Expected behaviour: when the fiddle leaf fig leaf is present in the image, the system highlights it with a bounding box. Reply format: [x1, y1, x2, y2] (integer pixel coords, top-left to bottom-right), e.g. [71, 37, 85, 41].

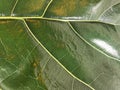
[0, 0, 120, 90]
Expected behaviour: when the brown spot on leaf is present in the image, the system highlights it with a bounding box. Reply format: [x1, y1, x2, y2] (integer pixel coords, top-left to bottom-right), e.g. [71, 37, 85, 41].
[52, 0, 76, 16]
[53, 6, 66, 16]
[33, 62, 37, 68]
[27, 20, 42, 27]
[37, 70, 46, 86]
[26, 0, 45, 12]
[7, 55, 15, 60]
[18, 29, 23, 33]
[79, 0, 89, 7]
[0, 20, 11, 24]
[33, 60, 40, 68]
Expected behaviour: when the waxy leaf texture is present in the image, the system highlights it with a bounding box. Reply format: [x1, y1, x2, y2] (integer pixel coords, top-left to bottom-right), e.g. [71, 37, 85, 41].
[0, 0, 120, 90]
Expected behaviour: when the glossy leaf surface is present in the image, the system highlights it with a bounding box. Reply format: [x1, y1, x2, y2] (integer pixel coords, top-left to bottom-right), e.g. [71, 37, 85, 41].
[0, 0, 120, 90]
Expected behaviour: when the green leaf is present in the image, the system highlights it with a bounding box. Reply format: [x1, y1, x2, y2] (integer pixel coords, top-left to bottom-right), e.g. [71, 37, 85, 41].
[0, 0, 120, 90]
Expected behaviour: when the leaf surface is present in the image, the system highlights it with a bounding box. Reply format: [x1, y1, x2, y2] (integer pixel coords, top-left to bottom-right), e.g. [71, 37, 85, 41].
[0, 0, 120, 90]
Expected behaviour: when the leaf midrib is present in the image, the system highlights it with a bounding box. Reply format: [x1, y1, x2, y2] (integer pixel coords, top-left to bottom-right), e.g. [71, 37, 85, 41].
[0, 17, 119, 26]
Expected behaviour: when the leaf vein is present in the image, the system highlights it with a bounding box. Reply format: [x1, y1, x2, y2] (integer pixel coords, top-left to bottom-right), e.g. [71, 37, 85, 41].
[68, 22, 120, 62]
[10, 0, 19, 16]
[22, 19, 95, 90]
